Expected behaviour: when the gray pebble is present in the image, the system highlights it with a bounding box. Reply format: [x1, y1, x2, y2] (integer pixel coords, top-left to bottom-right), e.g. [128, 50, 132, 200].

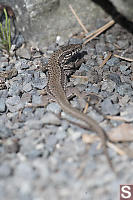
[89, 142, 103, 157]
[95, 42, 106, 53]
[46, 102, 61, 114]
[22, 107, 35, 119]
[117, 83, 133, 96]
[120, 65, 131, 75]
[88, 110, 104, 122]
[86, 84, 100, 94]
[109, 93, 119, 104]
[6, 96, 24, 112]
[105, 34, 113, 43]
[6, 95, 20, 106]
[21, 93, 32, 104]
[69, 38, 83, 45]
[3, 138, 20, 153]
[101, 98, 120, 115]
[23, 82, 32, 92]
[15, 163, 37, 179]
[120, 105, 133, 122]
[101, 80, 116, 93]
[0, 61, 8, 68]
[47, 135, 58, 146]
[32, 72, 47, 89]
[25, 119, 43, 129]
[32, 94, 42, 105]
[0, 126, 13, 139]
[20, 60, 29, 69]
[16, 47, 31, 59]
[22, 73, 32, 83]
[56, 132, 67, 140]
[106, 57, 119, 67]
[26, 149, 43, 159]
[108, 73, 121, 85]
[68, 127, 83, 140]
[41, 112, 61, 125]
[14, 33, 25, 49]
[0, 98, 6, 112]
[8, 81, 23, 96]
[34, 108, 45, 119]
[117, 40, 129, 49]
[0, 163, 12, 178]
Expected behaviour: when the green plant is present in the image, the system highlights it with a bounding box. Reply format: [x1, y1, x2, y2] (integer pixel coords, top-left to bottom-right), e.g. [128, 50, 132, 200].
[0, 8, 11, 53]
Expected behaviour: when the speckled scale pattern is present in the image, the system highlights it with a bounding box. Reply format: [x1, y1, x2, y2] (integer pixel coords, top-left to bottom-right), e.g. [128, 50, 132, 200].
[46, 44, 82, 97]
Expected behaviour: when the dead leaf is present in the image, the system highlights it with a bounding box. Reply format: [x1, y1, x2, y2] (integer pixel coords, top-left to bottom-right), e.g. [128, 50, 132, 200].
[108, 123, 133, 142]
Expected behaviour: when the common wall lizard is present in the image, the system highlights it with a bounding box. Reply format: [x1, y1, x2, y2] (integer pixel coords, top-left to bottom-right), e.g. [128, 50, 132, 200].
[45, 44, 113, 170]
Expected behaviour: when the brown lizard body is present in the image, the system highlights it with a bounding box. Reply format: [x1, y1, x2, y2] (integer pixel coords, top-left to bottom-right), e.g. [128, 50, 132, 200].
[46, 44, 113, 170]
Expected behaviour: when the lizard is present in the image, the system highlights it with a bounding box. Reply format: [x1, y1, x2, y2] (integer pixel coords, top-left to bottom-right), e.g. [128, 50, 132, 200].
[44, 43, 114, 170]
[0, 68, 18, 89]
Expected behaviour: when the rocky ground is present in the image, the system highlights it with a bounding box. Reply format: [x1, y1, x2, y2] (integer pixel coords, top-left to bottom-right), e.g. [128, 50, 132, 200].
[0, 22, 133, 200]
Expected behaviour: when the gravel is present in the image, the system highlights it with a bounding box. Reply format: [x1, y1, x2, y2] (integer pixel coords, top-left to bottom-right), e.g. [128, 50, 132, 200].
[0, 23, 133, 200]
[101, 98, 120, 115]
[0, 98, 6, 112]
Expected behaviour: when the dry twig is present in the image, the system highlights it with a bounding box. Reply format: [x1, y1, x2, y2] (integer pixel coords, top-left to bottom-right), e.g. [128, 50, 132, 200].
[114, 54, 133, 62]
[69, 4, 88, 34]
[83, 20, 115, 45]
[107, 142, 126, 156]
[99, 52, 112, 67]
[71, 75, 88, 81]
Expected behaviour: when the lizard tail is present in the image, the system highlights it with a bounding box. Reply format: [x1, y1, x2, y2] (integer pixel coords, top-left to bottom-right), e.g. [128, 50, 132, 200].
[57, 97, 114, 172]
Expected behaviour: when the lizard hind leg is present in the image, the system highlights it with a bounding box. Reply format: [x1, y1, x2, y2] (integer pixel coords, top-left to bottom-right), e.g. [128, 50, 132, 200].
[66, 87, 87, 110]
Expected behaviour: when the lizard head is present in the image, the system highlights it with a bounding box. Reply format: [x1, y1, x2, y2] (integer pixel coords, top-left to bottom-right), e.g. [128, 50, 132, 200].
[59, 44, 82, 63]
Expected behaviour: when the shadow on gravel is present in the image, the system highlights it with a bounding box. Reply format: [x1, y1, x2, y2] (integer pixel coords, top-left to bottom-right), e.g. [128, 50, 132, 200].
[91, 0, 133, 34]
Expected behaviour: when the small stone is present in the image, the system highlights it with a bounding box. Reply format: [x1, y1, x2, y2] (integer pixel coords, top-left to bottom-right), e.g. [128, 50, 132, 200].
[0, 98, 6, 112]
[86, 84, 100, 94]
[26, 149, 43, 159]
[0, 163, 12, 178]
[46, 102, 61, 114]
[32, 72, 47, 89]
[69, 38, 83, 45]
[20, 60, 29, 70]
[119, 95, 130, 106]
[105, 34, 113, 43]
[41, 112, 61, 125]
[8, 81, 23, 96]
[109, 93, 119, 104]
[101, 80, 116, 93]
[21, 93, 32, 103]
[68, 128, 83, 140]
[25, 119, 43, 129]
[108, 73, 121, 85]
[88, 110, 104, 122]
[15, 163, 36, 179]
[106, 57, 119, 67]
[16, 47, 31, 59]
[14, 33, 25, 49]
[56, 125, 68, 140]
[117, 84, 133, 96]
[101, 98, 120, 115]
[0, 126, 13, 139]
[34, 108, 45, 119]
[6, 96, 24, 112]
[120, 105, 133, 122]
[47, 135, 58, 146]
[95, 42, 105, 53]
[117, 40, 129, 49]
[23, 82, 32, 92]
[32, 94, 42, 105]
[4, 138, 20, 153]
[120, 65, 131, 75]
